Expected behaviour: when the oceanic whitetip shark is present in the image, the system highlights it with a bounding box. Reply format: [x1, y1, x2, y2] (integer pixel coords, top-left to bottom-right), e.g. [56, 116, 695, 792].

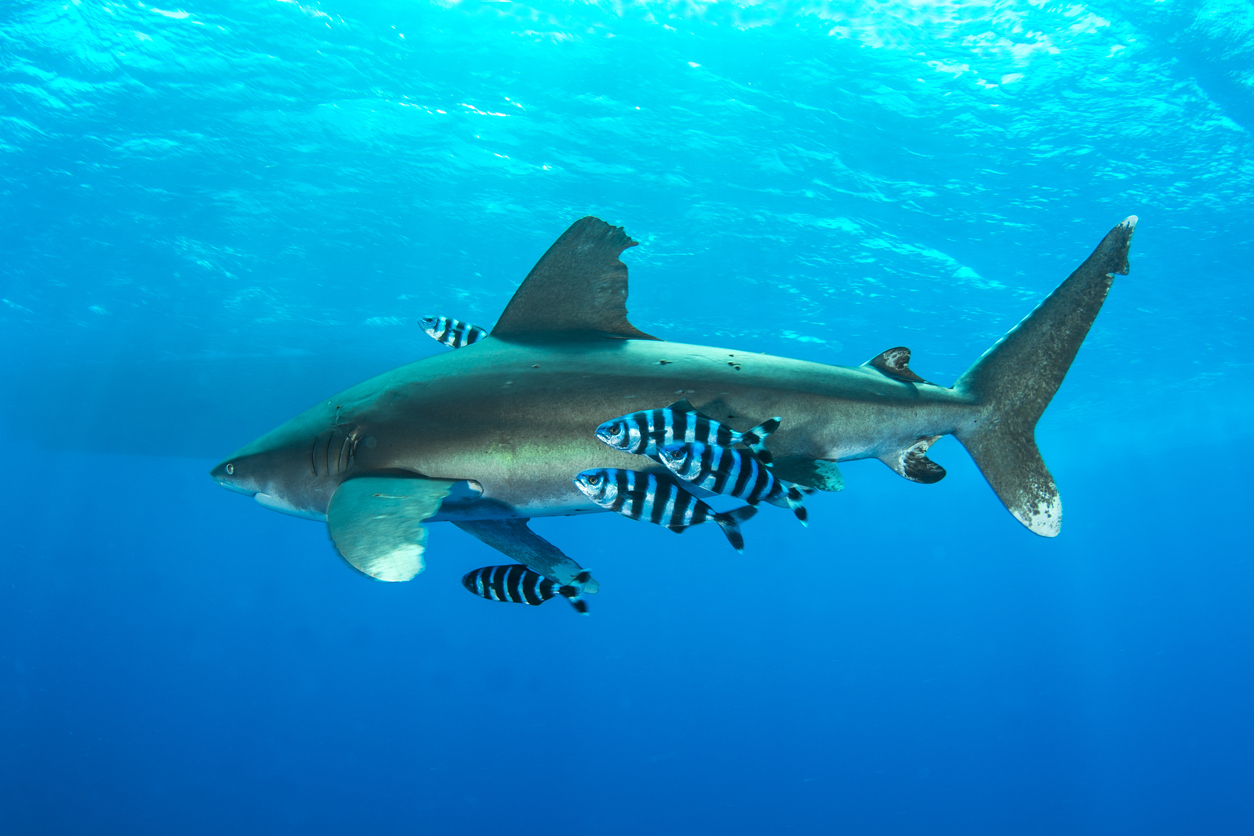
[211, 215, 1137, 592]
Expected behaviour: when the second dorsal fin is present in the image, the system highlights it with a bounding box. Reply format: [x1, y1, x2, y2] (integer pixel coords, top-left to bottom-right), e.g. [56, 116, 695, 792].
[492, 217, 660, 342]
[865, 346, 929, 384]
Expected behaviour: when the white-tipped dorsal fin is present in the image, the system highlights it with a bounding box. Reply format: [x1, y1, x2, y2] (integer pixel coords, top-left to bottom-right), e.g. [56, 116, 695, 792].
[492, 217, 660, 342]
[865, 346, 929, 384]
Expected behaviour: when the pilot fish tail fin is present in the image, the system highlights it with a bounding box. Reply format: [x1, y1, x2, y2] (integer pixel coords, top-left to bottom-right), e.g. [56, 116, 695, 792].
[762, 483, 807, 526]
[953, 216, 1137, 538]
[741, 418, 780, 465]
[558, 570, 593, 615]
[714, 505, 759, 553]
[784, 485, 808, 527]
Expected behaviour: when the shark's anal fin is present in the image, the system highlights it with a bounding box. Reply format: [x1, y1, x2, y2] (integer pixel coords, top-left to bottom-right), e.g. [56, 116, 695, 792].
[770, 456, 845, 492]
[454, 518, 600, 593]
[491, 217, 660, 342]
[865, 346, 931, 384]
[881, 436, 946, 484]
[327, 474, 458, 582]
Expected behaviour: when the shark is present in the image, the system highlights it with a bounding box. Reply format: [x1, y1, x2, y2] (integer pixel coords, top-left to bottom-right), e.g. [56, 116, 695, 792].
[211, 215, 1137, 590]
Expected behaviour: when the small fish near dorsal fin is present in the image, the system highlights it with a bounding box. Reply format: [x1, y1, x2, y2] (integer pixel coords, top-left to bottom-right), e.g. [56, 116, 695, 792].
[880, 436, 947, 484]
[865, 346, 931, 385]
[491, 217, 661, 342]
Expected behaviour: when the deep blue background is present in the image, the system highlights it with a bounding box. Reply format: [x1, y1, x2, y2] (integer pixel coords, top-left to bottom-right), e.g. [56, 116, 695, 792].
[2, 1, 1252, 834]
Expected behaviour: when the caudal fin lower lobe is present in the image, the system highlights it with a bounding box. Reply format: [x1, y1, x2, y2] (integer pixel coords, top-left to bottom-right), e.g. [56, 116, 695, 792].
[954, 217, 1137, 537]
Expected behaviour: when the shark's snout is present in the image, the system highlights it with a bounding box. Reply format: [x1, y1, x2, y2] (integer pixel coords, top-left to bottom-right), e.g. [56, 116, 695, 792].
[210, 460, 257, 496]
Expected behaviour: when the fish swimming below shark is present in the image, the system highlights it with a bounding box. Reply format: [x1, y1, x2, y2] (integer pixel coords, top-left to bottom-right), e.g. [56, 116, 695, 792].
[210, 214, 1138, 603]
[462, 564, 592, 614]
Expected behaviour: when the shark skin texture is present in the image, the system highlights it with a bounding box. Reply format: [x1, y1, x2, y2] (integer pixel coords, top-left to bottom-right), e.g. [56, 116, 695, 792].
[211, 215, 1137, 586]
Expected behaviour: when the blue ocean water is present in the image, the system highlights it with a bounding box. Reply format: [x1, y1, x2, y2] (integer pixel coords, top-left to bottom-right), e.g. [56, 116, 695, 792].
[2, 1, 1252, 833]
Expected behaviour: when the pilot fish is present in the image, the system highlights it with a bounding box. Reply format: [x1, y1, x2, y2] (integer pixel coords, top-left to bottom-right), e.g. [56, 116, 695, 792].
[595, 402, 780, 464]
[419, 315, 488, 349]
[461, 564, 592, 614]
[573, 468, 758, 553]
[658, 442, 808, 526]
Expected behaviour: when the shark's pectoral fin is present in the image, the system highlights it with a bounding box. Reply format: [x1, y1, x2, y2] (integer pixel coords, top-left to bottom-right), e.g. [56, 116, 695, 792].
[491, 217, 660, 342]
[881, 436, 947, 484]
[771, 456, 845, 492]
[454, 518, 600, 593]
[327, 474, 460, 582]
[865, 346, 932, 385]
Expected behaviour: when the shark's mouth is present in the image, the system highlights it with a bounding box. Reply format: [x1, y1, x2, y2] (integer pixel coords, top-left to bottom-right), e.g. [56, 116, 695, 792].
[215, 479, 255, 496]
[254, 491, 326, 521]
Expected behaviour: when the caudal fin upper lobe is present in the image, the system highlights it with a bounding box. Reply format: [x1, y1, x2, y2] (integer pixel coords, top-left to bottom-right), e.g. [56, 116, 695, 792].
[953, 216, 1137, 537]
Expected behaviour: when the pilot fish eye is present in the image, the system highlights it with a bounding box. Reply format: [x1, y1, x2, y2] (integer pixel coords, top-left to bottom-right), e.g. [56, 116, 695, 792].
[589, 473, 603, 485]
[225, 463, 235, 475]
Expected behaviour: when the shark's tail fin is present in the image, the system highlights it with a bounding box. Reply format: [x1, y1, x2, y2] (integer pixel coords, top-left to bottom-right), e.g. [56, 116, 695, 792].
[558, 570, 593, 615]
[953, 216, 1137, 537]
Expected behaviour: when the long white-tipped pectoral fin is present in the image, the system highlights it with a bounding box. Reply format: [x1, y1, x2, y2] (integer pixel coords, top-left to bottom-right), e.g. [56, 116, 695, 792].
[327, 475, 460, 581]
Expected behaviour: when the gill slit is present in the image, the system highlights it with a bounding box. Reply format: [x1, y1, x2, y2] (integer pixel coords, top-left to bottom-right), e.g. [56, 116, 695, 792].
[338, 436, 350, 474]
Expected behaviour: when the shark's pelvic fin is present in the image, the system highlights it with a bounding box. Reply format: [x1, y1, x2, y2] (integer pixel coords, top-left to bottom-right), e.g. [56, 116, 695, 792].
[491, 216, 660, 342]
[881, 436, 946, 484]
[454, 518, 600, 593]
[954, 216, 1138, 537]
[327, 474, 458, 581]
[865, 346, 931, 384]
[770, 456, 845, 492]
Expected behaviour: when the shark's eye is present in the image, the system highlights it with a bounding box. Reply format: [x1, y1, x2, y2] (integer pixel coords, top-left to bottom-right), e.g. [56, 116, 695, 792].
[225, 463, 235, 475]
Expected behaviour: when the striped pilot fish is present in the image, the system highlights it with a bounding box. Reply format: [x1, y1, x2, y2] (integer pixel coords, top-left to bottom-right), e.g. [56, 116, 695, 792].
[573, 468, 758, 553]
[658, 442, 808, 526]
[419, 315, 488, 349]
[461, 564, 592, 615]
[595, 402, 780, 464]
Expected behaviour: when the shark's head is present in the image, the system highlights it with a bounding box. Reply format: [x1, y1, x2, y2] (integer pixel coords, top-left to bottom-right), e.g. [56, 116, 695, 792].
[657, 442, 704, 481]
[573, 468, 619, 509]
[210, 402, 348, 521]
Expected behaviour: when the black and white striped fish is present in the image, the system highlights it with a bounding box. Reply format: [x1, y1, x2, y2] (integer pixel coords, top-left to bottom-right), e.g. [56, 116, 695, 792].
[461, 564, 592, 615]
[573, 468, 758, 553]
[658, 442, 808, 526]
[595, 402, 780, 464]
[419, 315, 488, 349]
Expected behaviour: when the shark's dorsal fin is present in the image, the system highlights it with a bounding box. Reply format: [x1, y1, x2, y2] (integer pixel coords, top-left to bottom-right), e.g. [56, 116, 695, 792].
[865, 346, 929, 384]
[492, 217, 660, 342]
